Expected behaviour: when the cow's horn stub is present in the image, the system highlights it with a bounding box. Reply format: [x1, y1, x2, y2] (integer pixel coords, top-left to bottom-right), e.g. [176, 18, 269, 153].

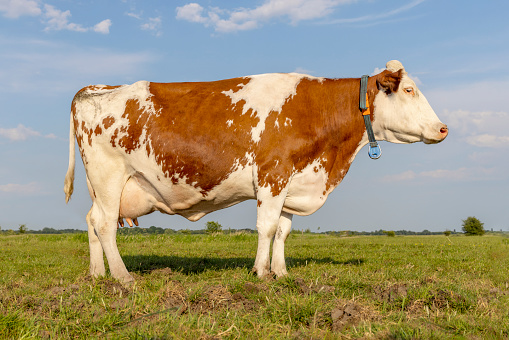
[386, 60, 405, 73]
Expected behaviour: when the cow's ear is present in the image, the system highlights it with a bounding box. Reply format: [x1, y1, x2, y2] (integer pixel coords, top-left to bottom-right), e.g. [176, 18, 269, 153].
[376, 69, 402, 95]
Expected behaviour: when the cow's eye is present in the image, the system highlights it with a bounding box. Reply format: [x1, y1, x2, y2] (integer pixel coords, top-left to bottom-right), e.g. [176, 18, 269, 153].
[404, 87, 415, 96]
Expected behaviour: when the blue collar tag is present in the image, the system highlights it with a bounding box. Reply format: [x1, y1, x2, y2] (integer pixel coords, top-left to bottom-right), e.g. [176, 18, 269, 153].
[368, 143, 382, 159]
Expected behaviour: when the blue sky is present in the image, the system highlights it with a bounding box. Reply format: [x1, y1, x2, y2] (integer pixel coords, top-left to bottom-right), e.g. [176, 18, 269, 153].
[0, 0, 508, 232]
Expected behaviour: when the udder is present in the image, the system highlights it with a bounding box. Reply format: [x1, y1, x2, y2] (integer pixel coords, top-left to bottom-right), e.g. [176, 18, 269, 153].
[118, 177, 158, 227]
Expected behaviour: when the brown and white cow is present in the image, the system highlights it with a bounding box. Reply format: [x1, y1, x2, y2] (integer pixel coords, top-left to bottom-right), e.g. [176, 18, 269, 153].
[64, 60, 448, 283]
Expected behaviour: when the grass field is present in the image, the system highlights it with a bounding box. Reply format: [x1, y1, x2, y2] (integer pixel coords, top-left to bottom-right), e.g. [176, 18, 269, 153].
[1, 232, 508, 339]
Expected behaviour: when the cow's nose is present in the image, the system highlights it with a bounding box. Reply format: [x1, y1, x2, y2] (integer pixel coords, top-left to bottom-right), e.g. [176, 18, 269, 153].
[440, 125, 448, 139]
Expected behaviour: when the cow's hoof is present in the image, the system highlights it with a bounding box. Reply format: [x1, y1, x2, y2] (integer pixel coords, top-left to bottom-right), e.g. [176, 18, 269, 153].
[252, 268, 275, 280]
[118, 273, 135, 285]
[271, 268, 288, 278]
[252, 267, 273, 280]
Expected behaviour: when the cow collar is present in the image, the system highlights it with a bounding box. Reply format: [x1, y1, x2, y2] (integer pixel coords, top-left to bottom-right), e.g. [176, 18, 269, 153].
[360, 75, 382, 159]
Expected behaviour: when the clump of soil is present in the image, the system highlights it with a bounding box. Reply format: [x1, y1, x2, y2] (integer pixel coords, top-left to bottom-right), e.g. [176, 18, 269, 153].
[161, 280, 188, 314]
[100, 280, 130, 297]
[243, 281, 265, 295]
[406, 288, 469, 316]
[373, 283, 408, 303]
[330, 299, 376, 332]
[427, 289, 468, 311]
[190, 285, 234, 312]
[150, 267, 173, 278]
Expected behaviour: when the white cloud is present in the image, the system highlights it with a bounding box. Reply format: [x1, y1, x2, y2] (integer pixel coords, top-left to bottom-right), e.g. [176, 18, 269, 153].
[93, 19, 112, 34]
[0, 124, 41, 141]
[176, 0, 354, 33]
[43, 4, 111, 33]
[0, 0, 41, 18]
[176, 3, 208, 24]
[126, 12, 142, 20]
[0, 124, 57, 141]
[43, 4, 84, 32]
[440, 109, 509, 148]
[141, 17, 162, 36]
[0, 1, 111, 33]
[465, 134, 509, 148]
[0, 182, 44, 195]
[126, 10, 162, 36]
[293, 67, 313, 75]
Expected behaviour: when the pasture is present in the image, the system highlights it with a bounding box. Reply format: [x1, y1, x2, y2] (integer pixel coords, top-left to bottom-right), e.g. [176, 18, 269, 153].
[1, 232, 508, 339]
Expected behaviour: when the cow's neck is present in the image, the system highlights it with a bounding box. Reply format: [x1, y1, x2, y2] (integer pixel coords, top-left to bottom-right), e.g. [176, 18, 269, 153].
[314, 76, 379, 192]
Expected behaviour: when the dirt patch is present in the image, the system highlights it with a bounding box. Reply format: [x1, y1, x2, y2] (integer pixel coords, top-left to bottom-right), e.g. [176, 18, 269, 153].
[243, 281, 264, 294]
[161, 282, 263, 315]
[330, 299, 377, 332]
[427, 289, 468, 311]
[190, 285, 234, 313]
[373, 283, 408, 303]
[100, 280, 130, 297]
[407, 288, 469, 316]
[47, 284, 80, 296]
[161, 280, 188, 314]
[110, 298, 130, 310]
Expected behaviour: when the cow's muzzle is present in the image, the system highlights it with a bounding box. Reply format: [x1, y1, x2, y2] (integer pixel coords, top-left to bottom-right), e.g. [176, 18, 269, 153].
[423, 123, 448, 144]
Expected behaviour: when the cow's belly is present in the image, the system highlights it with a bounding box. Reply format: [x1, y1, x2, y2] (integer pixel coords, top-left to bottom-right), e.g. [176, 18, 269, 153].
[283, 161, 331, 216]
[120, 164, 256, 222]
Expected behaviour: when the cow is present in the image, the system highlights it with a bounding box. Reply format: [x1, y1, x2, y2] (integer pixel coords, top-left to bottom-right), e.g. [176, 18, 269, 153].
[64, 60, 448, 283]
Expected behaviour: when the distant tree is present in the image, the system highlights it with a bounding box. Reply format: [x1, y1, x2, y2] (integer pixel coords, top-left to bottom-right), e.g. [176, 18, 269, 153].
[205, 221, 223, 234]
[42, 227, 58, 234]
[18, 224, 27, 234]
[385, 230, 396, 237]
[148, 226, 164, 234]
[462, 216, 485, 236]
[444, 230, 452, 237]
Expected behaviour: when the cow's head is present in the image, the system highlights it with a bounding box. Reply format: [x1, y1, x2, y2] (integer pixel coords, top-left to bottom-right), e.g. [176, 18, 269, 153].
[372, 60, 448, 144]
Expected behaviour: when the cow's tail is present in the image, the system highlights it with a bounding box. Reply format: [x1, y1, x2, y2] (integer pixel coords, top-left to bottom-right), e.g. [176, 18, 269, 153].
[64, 109, 75, 203]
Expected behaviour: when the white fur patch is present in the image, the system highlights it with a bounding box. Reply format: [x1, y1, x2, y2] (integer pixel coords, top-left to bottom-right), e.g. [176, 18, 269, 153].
[222, 73, 323, 143]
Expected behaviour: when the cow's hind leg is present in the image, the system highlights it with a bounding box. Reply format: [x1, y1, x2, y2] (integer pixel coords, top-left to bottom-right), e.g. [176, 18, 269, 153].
[85, 166, 134, 283]
[88, 200, 134, 283]
[86, 208, 106, 277]
[271, 211, 293, 277]
[85, 176, 106, 277]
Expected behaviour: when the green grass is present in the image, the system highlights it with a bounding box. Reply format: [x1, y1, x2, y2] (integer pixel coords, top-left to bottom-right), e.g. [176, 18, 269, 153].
[1, 232, 508, 339]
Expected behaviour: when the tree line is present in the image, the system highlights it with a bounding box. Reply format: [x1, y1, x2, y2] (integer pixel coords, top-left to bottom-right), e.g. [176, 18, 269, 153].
[0, 216, 493, 236]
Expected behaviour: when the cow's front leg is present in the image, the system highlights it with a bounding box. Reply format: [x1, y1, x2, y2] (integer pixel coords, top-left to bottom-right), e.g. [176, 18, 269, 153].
[271, 211, 293, 277]
[253, 187, 288, 278]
